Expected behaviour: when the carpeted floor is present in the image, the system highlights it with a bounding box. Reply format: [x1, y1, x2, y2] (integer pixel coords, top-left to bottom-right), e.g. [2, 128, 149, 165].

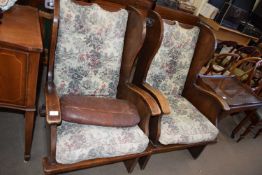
[0, 76, 262, 175]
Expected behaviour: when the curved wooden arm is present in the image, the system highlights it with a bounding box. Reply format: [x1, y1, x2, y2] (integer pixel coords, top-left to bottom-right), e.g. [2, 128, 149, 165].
[142, 83, 171, 114]
[193, 83, 230, 111]
[119, 84, 161, 116]
[45, 82, 61, 125]
[118, 83, 161, 135]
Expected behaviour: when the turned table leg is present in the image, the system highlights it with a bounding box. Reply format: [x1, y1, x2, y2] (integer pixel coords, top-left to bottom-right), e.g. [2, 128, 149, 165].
[24, 111, 35, 161]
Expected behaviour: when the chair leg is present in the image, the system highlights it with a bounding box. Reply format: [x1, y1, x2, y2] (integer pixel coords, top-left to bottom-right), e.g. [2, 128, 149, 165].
[43, 157, 57, 175]
[237, 123, 254, 142]
[44, 173, 56, 175]
[123, 158, 139, 173]
[203, 68, 211, 75]
[231, 116, 249, 138]
[39, 104, 46, 117]
[138, 155, 151, 170]
[254, 128, 262, 139]
[188, 145, 206, 159]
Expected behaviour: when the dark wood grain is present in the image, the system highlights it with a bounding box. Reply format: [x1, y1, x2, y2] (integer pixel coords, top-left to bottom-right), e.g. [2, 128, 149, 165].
[0, 5, 43, 161]
[0, 48, 27, 106]
[0, 5, 42, 52]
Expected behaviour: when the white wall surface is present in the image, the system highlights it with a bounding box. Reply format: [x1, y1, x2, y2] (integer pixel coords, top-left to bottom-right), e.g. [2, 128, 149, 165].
[193, 0, 208, 15]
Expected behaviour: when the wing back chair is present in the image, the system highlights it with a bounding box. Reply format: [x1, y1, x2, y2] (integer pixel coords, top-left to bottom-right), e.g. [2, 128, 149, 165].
[43, 0, 161, 174]
[133, 5, 222, 169]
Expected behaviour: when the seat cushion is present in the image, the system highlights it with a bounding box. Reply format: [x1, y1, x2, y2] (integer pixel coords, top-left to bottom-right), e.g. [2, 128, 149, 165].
[54, 0, 128, 97]
[56, 121, 149, 164]
[159, 97, 219, 145]
[61, 95, 140, 127]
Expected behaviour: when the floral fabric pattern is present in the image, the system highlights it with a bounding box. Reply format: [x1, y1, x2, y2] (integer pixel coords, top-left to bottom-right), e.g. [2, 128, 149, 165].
[146, 21, 199, 95]
[56, 121, 149, 164]
[159, 97, 218, 144]
[146, 21, 218, 144]
[54, 0, 128, 97]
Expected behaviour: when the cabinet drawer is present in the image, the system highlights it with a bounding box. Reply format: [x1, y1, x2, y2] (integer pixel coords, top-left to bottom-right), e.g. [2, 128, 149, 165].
[0, 47, 28, 106]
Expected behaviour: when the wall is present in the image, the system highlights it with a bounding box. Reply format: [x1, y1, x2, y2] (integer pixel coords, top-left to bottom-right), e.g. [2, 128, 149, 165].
[193, 0, 208, 15]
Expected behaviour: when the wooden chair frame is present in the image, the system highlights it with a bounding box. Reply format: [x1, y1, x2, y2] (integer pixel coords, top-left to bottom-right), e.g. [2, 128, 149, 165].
[132, 5, 226, 169]
[43, 0, 161, 174]
[229, 57, 262, 86]
[204, 53, 240, 75]
[235, 46, 262, 59]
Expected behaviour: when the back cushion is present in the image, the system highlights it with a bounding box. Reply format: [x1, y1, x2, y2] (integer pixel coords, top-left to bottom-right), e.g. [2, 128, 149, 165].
[54, 0, 128, 97]
[146, 21, 200, 97]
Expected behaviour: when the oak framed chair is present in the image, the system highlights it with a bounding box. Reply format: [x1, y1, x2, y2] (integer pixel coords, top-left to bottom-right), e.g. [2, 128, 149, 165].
[42, 0, 161, 174]
[132, 6, 222, 169]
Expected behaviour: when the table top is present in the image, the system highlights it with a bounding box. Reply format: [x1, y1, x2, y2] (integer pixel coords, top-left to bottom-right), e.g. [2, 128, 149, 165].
[200, 75, 262, 107]
[199, 15, 259, 41]
[0, 5, 43, 52]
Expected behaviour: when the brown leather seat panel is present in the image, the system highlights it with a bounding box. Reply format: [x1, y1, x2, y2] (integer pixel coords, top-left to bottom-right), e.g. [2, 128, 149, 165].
[60, 95, 140, 127]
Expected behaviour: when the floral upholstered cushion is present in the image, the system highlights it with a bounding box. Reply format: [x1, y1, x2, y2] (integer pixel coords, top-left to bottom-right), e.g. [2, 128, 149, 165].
[146, 21, 200, 96]
[159, 97, 219, 144]
[54, 0, 128, 97]
[146, 21, 218, 144]
[56, 121, 149, 164]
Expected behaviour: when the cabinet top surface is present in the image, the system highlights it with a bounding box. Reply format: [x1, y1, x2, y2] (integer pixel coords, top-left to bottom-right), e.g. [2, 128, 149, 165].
[0, 5, 43, 52]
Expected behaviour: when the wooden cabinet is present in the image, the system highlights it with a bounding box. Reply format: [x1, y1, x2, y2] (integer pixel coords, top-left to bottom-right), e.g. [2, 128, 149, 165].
[0, 5, 42, 160]
[0, 48, 27, 106]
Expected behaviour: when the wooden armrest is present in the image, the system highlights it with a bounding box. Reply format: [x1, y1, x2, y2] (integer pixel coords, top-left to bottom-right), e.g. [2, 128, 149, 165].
[120, 84, 161, 116]
[193, 83, 230, 111]
[45, 82, 61, 125]
[142, 83, 171, 114]
[118, 83, 161, 135]
[39, 10, 53, 20]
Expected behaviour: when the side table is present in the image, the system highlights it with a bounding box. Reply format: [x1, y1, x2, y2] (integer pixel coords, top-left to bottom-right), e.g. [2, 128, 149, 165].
[197, 75, 262, 124]
[0, 5, 43, 161]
